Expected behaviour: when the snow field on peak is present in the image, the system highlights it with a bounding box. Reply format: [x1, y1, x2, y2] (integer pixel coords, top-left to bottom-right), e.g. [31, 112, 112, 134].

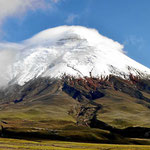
[0, 26, 150, 86]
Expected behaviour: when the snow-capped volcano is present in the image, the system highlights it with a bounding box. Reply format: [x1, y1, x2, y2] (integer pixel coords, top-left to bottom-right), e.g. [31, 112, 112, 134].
[1, 26, 150, 86]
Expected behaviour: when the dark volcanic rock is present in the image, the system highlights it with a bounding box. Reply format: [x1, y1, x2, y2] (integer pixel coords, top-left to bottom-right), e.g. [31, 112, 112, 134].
[62, 82, 105, 102]
[109, 76, 149, 101]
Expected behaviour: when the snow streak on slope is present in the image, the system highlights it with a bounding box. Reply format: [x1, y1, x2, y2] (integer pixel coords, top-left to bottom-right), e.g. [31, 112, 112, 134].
[0, 26, 150, 86]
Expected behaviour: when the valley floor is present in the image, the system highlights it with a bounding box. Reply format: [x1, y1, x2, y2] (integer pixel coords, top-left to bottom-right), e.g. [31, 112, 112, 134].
[0, 138, 150, 150]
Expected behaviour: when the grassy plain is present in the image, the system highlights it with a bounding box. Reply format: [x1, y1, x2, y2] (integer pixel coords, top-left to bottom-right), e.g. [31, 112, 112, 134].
[0, 138, 150, 150]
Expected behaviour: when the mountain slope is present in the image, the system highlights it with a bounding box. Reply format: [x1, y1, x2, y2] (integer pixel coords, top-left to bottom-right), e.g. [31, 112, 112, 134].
[5, 26, 150, 86]
[1, 26, 150, 143]
[1, 76, 150, 143]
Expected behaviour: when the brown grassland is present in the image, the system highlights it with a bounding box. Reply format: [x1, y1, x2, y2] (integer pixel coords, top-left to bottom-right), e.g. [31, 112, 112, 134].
[0, 138, 150, 150]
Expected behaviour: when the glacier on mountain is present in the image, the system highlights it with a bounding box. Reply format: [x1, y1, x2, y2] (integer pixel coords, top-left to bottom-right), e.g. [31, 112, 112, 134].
[0, 26, 150, 86]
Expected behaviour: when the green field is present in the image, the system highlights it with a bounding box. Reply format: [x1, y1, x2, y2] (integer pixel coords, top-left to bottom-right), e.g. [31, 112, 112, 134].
[1, 78, 150, 147]
[0, 138, 150, 150]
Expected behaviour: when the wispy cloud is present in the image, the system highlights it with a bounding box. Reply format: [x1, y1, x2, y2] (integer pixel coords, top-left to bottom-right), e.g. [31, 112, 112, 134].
[65, 14, 79, 24]
[124, 35, 144, 51]
[0, 0, 61, 25]
[52, 0, 60, 3]
[0, 42, 21, 87]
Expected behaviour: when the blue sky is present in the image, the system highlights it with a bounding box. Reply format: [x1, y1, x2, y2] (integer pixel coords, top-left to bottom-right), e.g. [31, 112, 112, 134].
[0, 0, 150, 68]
